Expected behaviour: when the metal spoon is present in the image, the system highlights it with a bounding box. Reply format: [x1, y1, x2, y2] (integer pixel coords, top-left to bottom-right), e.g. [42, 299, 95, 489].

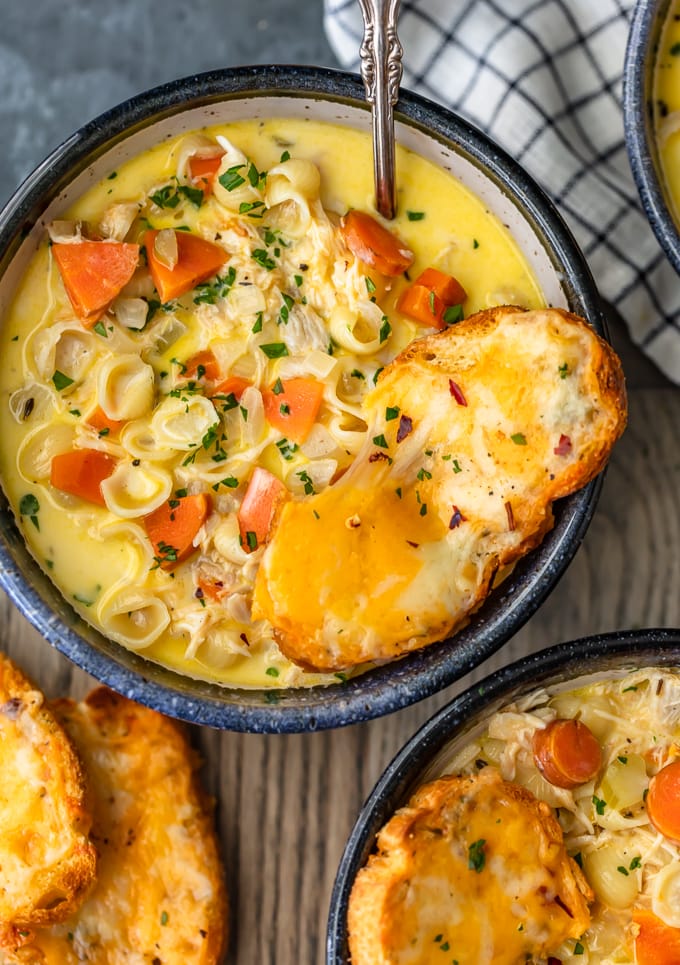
[357, 0, 403, 220]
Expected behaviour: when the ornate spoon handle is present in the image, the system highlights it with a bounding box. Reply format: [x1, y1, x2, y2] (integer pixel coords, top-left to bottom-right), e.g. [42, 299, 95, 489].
[357, 0, 403, 220]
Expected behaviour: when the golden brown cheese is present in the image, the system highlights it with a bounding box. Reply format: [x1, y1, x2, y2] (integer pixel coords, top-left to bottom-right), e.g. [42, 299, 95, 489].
[253, 306, 626, 671]
[0, 654, 95, 931]
[0, 688, 227, 965]
[348, 768, 593, 965]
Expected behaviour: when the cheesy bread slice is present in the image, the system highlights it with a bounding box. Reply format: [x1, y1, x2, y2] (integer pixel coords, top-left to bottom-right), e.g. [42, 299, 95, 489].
[253, 306, 626, 671]
[0, 654, 95, 931]
[348, 767, 593, 965]
[0, 688, 228, 965]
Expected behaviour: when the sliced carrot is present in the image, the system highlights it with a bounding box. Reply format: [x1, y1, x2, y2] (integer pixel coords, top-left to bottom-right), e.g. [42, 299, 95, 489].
[188, 153, 224, 194]
[50, 449, 118, 507]
[184, 349, 221, 382]
[209, 375, 252, 401]
[397, 283, 446, 328]
[143, 493, 211, 570]
[340, 210, 414, 276]
[145, 229, 227, 302]
[633, 908, 680, 965]
[532, 718, 602, 789]
[53, 240, 140, 326]
[262, 377, 324, 443]
[647, 760, 680, 843]
[237, 467, 288, 553]
[86, 406, 124, 436]
[413, 267, 467, 306]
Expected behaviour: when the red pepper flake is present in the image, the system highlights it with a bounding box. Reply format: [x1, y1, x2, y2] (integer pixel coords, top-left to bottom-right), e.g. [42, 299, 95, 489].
[396, 414, 413, 442]
[449, 379, 467, 406]
[369, 451, 392, 464]
[505, 500, 516, 531]
[406, 540, 419, 548]
[449, 506, 465, 529]
[553, 433, 572, 456]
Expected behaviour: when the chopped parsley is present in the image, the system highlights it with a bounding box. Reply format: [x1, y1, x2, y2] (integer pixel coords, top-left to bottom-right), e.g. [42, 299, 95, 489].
[510, 432, 527, 445]
[385, 405, 400, 421]
[297, 470, 316, 495]
[19, 493, 40, 531]
[193, 266, 237, 304]
[252, 248, 276, 271]
[265, 666, 280, 677]
[52, 370, 74, 391]
[252, 312, 263, 334]
[406, 210, 425, 221]
[93, 320, 108, 338]
[468, 839, 486, 872]
[218, 165, 246, 192]
[276, 438, 298, 461]
[372, 433, 389, 449]
[443, 304, 464, 324]
[379, 316, 392, 343]
[593, 795, 607, 815]
[212, 476, 239, 491]
[260, 342, 289, 358]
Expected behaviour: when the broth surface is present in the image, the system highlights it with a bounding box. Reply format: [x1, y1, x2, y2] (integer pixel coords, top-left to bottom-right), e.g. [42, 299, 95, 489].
[0, 118, 544, 688]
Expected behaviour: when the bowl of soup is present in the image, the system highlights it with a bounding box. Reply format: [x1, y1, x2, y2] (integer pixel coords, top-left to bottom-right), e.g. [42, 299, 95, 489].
[0, 65, 617, 732]
[624, 0, 680, 274]
[328, 627, 680, 964]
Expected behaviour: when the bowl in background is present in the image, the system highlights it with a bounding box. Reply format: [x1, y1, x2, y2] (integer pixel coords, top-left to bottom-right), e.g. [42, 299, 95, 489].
[326, 627, 680, 963]
[0, 65, 608, 733]
[624, 0, 680, 274]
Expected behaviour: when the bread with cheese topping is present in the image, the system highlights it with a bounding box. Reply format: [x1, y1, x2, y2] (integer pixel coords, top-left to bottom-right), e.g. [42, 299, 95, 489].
[348, 767, 593, 965]
[253, 306, 626, 671]
[0, 653, 96, 932]
[0, 687, 228, 964]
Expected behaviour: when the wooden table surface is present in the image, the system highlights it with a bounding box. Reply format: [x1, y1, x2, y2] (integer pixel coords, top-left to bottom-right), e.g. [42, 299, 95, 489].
[1, 310, 678, 964]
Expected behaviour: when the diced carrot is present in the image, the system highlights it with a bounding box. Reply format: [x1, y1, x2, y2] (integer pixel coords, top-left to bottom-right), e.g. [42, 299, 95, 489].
[340, 210, 414, 276]
[209, 375, 252, 401]
[237, 467, 288, 553]
[646, 760, 680, 843]
[413, 267, 467, 306]
[633, 908, 680, 965]
[184, 349, 221, 382]
[188, 153, 224, 194]
[53, 240, 140, 326]
[86, 406, 124, 436]
[397, 267, 467, 329]
[397, 283, 446, 329]
[532, 718, 602, 789]
[143, 493, 211, 570]
[145, 229, 227, 302]
[50, 449, 118, 507]
[262, 377, 324, 443]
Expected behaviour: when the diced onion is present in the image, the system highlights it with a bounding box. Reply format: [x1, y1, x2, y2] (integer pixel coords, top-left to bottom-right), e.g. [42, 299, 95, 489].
[47, 220, 82, 244]
[652, 861, 680, 927]
[583, 841, 640, 910]
[113, 297, 148, 330]
[154, 228, 178, 270]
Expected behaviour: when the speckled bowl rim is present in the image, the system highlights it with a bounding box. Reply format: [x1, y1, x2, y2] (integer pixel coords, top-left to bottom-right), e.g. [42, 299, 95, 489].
[326, 627, 680, 963]
[624, 0, 680, 275]
[0, 65, 606, 733]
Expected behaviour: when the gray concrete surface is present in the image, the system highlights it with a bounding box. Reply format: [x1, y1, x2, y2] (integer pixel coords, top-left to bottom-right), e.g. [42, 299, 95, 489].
[0, 0, 340, 208]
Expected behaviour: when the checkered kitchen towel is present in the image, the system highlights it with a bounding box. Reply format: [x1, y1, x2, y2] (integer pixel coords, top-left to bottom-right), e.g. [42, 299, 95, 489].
[324, 0, 680, 383]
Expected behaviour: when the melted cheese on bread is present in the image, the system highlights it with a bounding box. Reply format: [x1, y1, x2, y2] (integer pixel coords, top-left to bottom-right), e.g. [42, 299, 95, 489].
[348, 768, 593, 965]
[253, 306, 626, 671]
[0, 688, 227, 965]
[0, 654, 95, 931]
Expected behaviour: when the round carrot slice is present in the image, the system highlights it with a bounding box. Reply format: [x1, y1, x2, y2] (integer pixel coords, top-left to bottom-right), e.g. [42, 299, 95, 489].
[647, 760, 680, 843]
[633, 908, 680, 965]
[532, 718, 602, 789]
[340, 210, 414, 276]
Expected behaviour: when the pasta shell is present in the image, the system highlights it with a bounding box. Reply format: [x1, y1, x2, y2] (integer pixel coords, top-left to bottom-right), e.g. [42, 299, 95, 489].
[652, 861, 680, 927]
[17, 422, 75, 481]
[100, 462, 172, 518]
[97, 354, 155, 422]
[150, 395, 218, 450]
[96, 587, 170, 650]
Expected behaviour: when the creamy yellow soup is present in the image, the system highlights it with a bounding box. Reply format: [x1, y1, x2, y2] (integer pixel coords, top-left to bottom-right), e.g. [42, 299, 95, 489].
[655, 1, 680, 219]
[0, 119, 544, 689]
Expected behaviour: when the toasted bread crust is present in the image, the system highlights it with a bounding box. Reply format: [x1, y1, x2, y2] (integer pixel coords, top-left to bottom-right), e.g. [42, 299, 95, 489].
[0, 688, 228, 964]
[348, 768, 593, 965]
[254, 306, 627, 671]
[0, 653, 96, 931]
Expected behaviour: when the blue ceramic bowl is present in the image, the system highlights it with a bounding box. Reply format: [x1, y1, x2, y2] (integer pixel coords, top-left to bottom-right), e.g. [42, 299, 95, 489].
[624, 0, 680, 274]
[0, 66, 607, 733]
[326, 627, 680, 963]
